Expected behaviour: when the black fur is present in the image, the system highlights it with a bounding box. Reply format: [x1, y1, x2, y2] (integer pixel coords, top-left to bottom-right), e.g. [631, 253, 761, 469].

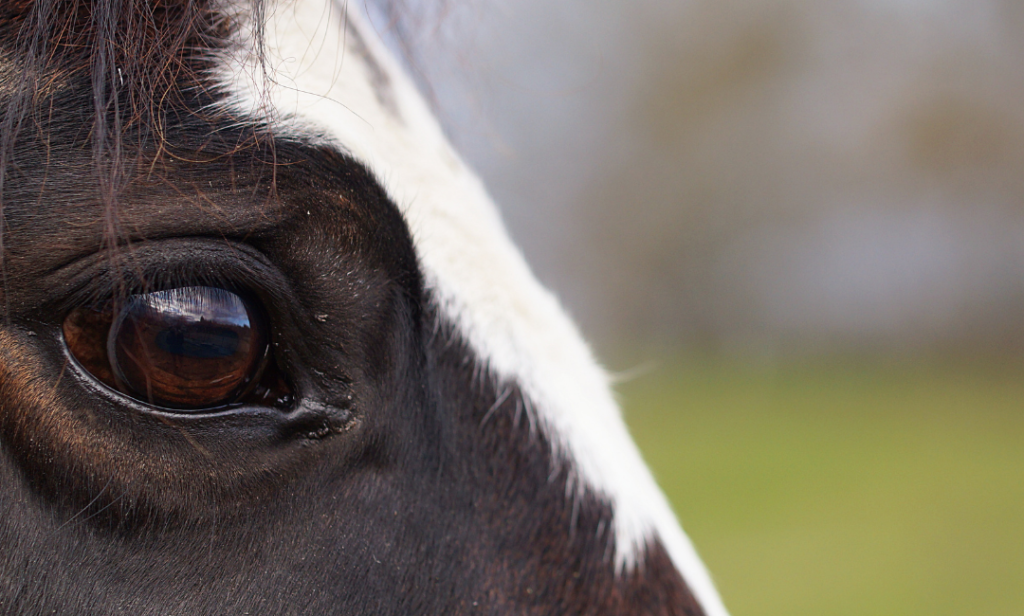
[0, 1, 706, 614]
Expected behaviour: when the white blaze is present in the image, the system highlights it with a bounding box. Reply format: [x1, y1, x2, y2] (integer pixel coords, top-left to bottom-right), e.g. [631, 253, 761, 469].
[214, 1, 727, 614]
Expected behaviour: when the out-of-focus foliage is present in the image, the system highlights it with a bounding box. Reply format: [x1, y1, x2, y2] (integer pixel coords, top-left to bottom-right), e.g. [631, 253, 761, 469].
[576, 0, 1024, 354]
[622, 358, 1024, 616]
[404, 0, 1024, 356]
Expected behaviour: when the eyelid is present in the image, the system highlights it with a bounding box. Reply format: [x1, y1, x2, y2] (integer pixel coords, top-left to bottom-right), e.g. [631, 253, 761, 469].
[43, 239, 300, 413]
[42, 239, 285, 318]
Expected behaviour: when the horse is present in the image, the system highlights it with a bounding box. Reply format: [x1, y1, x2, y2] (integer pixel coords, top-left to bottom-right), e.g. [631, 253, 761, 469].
[0, 1, 729, 614]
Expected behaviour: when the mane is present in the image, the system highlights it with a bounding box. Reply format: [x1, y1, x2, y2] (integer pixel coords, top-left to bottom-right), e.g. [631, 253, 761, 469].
[0, 0, 236, 186]
[0, 0, 270, 310]
[0, 0, 445, 269]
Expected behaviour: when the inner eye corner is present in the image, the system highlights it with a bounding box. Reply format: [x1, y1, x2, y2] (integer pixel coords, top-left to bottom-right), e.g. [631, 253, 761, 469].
[62, 285, 293, 413]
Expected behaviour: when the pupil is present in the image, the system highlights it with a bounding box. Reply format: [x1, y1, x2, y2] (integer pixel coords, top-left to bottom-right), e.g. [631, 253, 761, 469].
[107, 287, 266, 409]
[155, 325, 241, 359]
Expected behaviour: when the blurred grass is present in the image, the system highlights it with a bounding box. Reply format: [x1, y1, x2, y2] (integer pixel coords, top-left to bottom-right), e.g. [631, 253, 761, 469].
[619, 356, 1024, 616]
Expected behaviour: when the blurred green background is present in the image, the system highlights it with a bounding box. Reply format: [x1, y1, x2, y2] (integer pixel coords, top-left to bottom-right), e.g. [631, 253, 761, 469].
[620, 355, 1024, 615]
[379, 0, 1024, 612]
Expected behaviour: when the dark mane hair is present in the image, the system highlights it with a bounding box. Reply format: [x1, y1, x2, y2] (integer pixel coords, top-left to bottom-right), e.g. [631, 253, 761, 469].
[0, 0, 238, 193]
[0, 0, 445, 300]
[0, 0, 268, 305]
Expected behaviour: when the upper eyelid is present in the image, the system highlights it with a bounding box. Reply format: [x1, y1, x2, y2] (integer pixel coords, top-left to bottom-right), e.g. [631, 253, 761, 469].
[40, 239, 285, 317]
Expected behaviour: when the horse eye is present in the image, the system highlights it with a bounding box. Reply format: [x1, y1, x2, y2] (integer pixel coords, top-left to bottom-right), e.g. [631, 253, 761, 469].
[63, 286, 280, 410]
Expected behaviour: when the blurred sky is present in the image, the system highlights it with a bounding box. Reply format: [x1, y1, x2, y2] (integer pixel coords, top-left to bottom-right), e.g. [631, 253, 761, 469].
[369, 0, 1024, 357]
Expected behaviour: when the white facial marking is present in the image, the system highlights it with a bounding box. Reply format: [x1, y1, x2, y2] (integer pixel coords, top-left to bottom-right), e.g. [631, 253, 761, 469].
[214, 1, 727, 614]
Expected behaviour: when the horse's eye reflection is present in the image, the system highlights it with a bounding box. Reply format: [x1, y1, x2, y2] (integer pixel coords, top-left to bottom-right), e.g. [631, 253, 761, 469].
[63, 286, 293, 411]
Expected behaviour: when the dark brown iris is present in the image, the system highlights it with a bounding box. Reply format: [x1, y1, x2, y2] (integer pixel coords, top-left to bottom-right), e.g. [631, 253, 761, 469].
[64, 286, 289, 410]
